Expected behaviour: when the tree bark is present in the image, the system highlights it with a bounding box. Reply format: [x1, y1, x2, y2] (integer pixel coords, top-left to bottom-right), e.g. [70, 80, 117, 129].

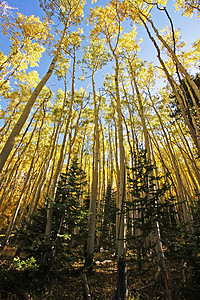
[86, 70, 100, 266]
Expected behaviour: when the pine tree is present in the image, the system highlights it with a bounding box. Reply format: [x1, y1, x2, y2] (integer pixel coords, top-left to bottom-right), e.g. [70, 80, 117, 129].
[16, 158, 88, 268]
[127, 148, 174, 298]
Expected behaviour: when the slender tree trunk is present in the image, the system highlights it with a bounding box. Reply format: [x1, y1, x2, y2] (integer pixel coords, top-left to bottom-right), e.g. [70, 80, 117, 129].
[42, 46, 76, 265]
[0, 111, 41, 204]
[139, 15, 200, 156]
[144, 12, 200, 103]
[155, 221, 172, 300]
[0, 22, 68, 173]
[0, 144, 39, 248]
[86, 70, 100, 267]
[114, 57, 128, 299]
[0, 103, 47, 246]
[108, 124, 114, 187]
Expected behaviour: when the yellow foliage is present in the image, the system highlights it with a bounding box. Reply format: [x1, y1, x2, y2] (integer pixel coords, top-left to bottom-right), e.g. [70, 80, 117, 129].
[119, 27, 142, 55]
[174, 0, 200, 18]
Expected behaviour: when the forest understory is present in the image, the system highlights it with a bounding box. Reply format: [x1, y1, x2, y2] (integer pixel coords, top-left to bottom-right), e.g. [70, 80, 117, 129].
[0, 245, 199, 300]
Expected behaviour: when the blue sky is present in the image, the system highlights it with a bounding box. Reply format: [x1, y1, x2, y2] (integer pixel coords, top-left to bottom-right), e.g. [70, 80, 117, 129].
[6, 0, 199, 49]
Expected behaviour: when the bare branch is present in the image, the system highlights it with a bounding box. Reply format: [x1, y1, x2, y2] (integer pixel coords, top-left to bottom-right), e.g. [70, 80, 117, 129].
[0, 1, 17, 16]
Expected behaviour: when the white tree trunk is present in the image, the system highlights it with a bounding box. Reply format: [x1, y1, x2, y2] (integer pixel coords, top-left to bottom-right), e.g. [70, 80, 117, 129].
[0, 23, 68, 173]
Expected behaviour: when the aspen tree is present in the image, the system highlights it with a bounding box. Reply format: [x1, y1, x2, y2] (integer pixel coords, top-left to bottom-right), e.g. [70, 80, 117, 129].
[83, 55, 100, 267]
[88, 2, 124, 296]
[149, 125, 181, 224]
[108, 124, 114, 188]
[80, 38, 110, 264]
[0, 28, 67, 172]
[27, 121, 60, 218]
[100, 123, 106, 207]
[120, 1, 200, 155]
[0, 91, 51, 205]
[43, 46, 77, 261]
[172, 118, 200, 187]
[117, 21, 172, 294]
[137, 14, 200, 156]
[45, 119, 63, 197]
[0, 103, 51, 229]
[0, 0, 85, 173]
[124, 57, 155, 250]
[42, 27, 84, 267]
[0, 13, 50, 89]
[65, 89, 86, 172]
[90, 2, 128, 297]
[32, 102, 67, 212]
[147, 85, 193, 227]
[0, 104, 47, 248]
[0, 72, 40, 147]
[138, 8, 200, 105]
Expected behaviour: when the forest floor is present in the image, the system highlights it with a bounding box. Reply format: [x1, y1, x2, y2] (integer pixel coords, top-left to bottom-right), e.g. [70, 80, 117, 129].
[0, 247, 198, 299]
[49, 259, 168, 299]
[43, 254, 188, 299]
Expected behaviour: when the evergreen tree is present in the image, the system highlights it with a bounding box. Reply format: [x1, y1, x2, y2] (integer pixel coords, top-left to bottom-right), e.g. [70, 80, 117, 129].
[54, 158, 88, 255]
[127, 148, 176, 266]
[127, 147, 200, 298]
[16, 158, 88, 268]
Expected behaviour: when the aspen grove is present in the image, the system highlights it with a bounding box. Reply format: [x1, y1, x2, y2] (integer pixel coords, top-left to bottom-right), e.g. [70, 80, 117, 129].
[0, 1, 200, 299]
